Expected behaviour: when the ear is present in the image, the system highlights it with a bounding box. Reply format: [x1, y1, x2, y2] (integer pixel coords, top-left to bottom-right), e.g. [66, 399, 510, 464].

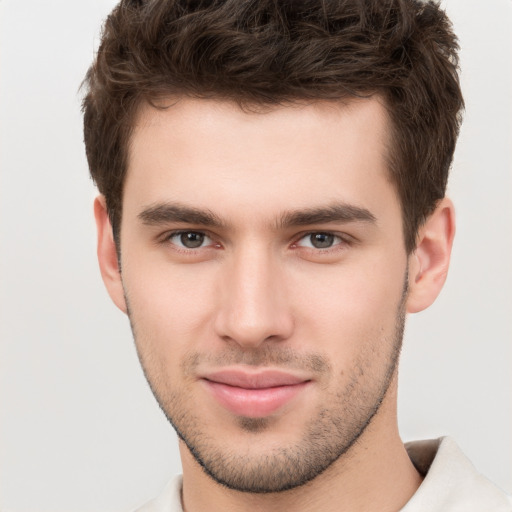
[94, 196, 127, 313]
[406, 198, 456, 313]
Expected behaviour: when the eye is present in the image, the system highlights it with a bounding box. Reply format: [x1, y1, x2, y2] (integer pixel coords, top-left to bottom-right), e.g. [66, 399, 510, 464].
[296, 232, 344, 249]
[168, 231, 213, 249]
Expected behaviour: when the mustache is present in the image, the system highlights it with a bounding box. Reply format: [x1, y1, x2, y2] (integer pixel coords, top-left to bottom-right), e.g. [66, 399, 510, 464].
[180, 346, 331, 375]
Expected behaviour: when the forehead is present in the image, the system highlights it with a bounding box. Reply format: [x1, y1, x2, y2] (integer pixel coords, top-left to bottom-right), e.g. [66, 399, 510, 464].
[124, 96, 398, 227]
[132, 96, 390, 153]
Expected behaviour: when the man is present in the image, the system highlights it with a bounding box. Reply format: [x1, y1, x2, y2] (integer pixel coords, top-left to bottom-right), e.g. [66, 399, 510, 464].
[82, 0, 511, 510]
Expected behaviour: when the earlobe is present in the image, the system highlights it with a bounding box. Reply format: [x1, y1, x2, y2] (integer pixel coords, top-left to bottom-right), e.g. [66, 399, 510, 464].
[94, 196, 128, 314]
[406, 198, 456, 313]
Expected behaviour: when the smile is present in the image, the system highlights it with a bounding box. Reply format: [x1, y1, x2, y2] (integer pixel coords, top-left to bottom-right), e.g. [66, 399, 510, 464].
[201, 369, 311, 418]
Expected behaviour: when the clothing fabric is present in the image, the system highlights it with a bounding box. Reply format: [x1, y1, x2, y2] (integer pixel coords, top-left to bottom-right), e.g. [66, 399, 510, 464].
[134, 437, 511, 511]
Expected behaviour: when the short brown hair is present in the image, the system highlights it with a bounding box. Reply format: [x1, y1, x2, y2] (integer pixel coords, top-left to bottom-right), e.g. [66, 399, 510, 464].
[82, 0, 463, 253]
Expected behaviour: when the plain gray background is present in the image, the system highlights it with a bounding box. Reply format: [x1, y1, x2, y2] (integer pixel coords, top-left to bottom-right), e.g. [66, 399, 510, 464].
[0, 1, 511, 510]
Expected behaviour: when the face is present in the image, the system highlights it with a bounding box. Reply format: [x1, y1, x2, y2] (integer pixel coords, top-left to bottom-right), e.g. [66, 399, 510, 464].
[117, 97, 410, 492]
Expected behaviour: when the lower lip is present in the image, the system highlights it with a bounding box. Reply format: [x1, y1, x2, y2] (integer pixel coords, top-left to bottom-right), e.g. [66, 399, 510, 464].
[203, 380, 309, 418]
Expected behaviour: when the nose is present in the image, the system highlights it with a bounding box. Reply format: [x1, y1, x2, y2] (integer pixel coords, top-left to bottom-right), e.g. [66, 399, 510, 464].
[213, 244, 294, 348]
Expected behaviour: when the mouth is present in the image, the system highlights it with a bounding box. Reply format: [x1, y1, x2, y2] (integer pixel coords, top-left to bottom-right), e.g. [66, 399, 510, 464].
[201, 369, 311, 418]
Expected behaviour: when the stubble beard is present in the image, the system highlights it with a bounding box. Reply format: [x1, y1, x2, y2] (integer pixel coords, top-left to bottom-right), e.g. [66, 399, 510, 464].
[127, 278, 407, 494]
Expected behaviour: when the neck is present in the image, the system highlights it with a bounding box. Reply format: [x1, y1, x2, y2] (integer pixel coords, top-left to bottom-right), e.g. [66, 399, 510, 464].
[179, 378, 422, 512]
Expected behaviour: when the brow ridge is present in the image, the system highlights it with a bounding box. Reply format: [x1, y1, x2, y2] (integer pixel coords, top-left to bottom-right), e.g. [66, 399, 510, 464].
[138, 203, 225, 228]
[278, 203, 377, 228]
[138, 201, 376, 230]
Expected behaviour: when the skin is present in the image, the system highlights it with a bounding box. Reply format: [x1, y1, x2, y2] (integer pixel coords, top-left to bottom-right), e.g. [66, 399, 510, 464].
[95, 97, 455, 512]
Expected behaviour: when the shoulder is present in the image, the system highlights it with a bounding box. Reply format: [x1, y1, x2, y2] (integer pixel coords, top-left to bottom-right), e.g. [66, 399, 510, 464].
[132, 475, 183, 512]
[402, 437, 512, 511]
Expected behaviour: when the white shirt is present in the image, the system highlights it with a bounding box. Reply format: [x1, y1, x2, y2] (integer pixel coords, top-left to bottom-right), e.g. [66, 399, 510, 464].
[134, 437, 512, 511]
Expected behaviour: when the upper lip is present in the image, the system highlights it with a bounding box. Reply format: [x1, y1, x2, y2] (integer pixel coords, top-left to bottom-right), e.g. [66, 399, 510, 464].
[201, 369, 310, 389]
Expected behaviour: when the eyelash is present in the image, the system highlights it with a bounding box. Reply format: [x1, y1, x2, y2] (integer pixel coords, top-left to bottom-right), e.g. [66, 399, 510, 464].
[160, 230, 353, 255]
[292, 232, 351, 251]
[161, 230, 218, 253]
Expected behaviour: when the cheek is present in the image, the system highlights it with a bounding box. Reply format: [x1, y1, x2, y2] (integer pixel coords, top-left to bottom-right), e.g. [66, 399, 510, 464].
[293, 259, 406, 355]
[122, 259, 220, 355]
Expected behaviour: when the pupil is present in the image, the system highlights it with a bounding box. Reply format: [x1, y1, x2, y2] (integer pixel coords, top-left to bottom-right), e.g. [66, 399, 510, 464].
[311, 233, 334, 249]
[181, 232, 204, 248]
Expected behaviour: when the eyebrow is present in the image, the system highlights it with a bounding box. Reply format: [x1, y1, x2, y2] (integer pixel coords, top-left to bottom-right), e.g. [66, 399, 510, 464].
[278, 203, 376, 228]
[138, 203, 225, 228]
[138, 201, 376, 229]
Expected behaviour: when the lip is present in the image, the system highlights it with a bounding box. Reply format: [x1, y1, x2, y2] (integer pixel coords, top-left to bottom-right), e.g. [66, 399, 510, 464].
[201, 369, 311, 418]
